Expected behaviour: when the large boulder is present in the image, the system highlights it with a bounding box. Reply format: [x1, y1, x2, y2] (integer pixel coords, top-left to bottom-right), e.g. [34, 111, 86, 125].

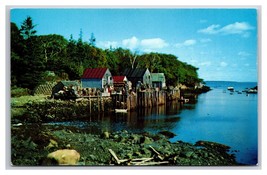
[45, 149, 80, 165]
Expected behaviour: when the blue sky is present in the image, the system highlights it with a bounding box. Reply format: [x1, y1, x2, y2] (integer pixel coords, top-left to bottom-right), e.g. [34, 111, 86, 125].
[10, 8, 258, 82]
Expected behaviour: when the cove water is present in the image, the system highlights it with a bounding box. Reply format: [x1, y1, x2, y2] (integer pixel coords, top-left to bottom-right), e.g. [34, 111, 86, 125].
[48, 81, 258, 165]
[170, 81, 258, 165]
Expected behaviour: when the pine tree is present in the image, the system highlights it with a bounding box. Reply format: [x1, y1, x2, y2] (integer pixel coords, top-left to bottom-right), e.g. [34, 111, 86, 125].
[89, 33, 96, 47]
[20, 16, 37, 39]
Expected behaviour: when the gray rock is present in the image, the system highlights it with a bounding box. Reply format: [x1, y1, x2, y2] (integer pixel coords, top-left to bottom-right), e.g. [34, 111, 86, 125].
[158, 130, 176, 138]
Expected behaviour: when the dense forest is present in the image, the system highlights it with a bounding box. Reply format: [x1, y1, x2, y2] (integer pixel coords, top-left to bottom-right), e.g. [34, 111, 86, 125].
[11, 16, 203, 92]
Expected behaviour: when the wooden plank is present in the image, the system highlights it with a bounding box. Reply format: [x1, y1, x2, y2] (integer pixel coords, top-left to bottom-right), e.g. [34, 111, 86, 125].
[149, 146, 164, 160]
[108, 149, 128, 164]
[131, 158, 154, 165]
[134, 161, 169, 166]
[108, 149, 121, 164]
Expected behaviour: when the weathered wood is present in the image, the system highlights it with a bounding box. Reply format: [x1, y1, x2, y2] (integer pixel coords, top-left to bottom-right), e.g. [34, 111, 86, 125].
[149, 145, 164, 160]
[131, 157, 154, 161]
[108, 149, 128, 164]
[132, 158, 154, 165]
[89, 97, 91, 113]
[134, 161, 169, 166]
[108, 149, 120, 164]
[108, 148, 170, 166]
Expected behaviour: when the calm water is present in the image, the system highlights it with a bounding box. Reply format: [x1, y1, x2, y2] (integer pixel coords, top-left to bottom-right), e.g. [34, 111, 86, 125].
[48, 81, 258, 165]
[172, 81, 258, 165]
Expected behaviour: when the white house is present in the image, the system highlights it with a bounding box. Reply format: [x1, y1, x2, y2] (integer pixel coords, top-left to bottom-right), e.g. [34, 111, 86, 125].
[81, 68, 113, 89]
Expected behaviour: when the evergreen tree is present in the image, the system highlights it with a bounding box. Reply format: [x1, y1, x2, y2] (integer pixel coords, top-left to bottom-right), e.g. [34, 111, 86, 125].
[11, 17, 203, 90]
[11, 22, 24, 85]
[13, 16, 45, 91]
[89, 33, 96, 47]
[20, 16, 37, 39]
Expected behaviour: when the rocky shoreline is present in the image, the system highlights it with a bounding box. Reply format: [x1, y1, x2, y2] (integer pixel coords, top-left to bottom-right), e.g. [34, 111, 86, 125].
[11, 124, 241, 166]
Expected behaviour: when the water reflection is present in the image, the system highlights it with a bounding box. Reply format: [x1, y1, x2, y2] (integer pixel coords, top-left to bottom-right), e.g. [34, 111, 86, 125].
[47, 101, 184, 135]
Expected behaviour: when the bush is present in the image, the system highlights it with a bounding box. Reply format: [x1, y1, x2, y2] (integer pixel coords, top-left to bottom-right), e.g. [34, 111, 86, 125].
[11, 87, 30, 97]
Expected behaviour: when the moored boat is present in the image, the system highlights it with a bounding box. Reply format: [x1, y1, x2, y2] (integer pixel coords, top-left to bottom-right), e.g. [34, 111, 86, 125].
[115, 109, 128, 113]
[244, 86, 257, 94]
[178, 98, 189, 103]
[246, 89, 257, 94]
[227, 87, 234, 91]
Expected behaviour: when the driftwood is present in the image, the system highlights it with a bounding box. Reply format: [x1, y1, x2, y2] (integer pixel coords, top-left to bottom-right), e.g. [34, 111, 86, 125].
[149, 145, 164, 160]
[134, 161, 169, 166]
[132, 158, 154, 165]
[108, 149, 128, 164]
[108, 148, 169, 166]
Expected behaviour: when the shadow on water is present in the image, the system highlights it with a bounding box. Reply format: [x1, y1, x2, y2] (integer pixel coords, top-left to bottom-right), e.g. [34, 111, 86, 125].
[46, 101, 184, 135]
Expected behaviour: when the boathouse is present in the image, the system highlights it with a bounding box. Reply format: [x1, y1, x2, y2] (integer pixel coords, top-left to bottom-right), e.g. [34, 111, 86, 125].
[112, 76, 132, 93]
[81, 68, 113, 89]
[122, 68, 152, 89]
[113, 76, 128, 87]
[151, 73, 166, 89]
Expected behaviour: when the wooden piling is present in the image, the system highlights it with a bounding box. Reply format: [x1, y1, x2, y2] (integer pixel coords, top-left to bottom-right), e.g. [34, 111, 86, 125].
[89, 96, 91, 113]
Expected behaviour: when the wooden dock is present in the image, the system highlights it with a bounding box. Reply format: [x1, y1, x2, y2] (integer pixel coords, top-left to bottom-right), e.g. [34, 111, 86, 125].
[111, 89, 179, 111]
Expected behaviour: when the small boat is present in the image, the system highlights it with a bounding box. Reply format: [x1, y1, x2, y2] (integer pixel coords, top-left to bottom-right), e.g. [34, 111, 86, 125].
[244, 86, 257, 94]
[115, 109, 128, 113]
[178, 98, 189, 103]
[246, 89, 257, 94]
[227, 87, 234, 91]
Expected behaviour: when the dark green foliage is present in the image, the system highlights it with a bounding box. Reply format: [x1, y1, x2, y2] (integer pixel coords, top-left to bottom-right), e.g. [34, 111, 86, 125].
[11, 87, 30, 97]
[138, 53, 202, 86]
[11, 16, 203, 90]
[19, 36, 46, 91]
[89, 33, 96, 47]
[19, 16, 37, 39]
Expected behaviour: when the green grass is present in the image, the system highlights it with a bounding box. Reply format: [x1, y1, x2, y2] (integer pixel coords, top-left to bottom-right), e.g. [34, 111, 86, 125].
[11, 95, 48, 107]
[11, 87, 30, 97]
[10, 95, 48, 119]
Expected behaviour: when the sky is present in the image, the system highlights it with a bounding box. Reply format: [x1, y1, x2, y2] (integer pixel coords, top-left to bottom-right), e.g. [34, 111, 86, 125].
[10, 8, 258, 82]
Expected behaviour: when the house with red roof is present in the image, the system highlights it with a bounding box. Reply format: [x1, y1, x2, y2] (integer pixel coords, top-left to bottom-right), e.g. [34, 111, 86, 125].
[81, 68, 113, 89]
[112, 75, 132, 92]
[113, 76, 127, 87]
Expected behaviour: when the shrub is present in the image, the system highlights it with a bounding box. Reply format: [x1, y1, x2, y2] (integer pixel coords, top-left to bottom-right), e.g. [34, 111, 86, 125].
[11, 87, 30, 97]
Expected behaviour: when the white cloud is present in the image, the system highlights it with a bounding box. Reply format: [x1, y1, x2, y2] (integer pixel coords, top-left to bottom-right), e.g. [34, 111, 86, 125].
[220, 62, 228, 67]
[99, 36, 169, 52]
[199, 61, 212, 66]
[98, 41, 118, 49]
[220, 22, 254, 34]
[140, 38, 168, 49]
[198, 22, 254, 37]
[200, 38, 212, 43]
[175, 39, 197, 48]
[122, 36, 139, 50]
[184, 39, 197, 46]
[198, 24, 220, 34]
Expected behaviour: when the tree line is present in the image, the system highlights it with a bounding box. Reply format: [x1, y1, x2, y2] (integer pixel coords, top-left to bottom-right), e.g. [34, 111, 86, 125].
[11, 16, 203, 91]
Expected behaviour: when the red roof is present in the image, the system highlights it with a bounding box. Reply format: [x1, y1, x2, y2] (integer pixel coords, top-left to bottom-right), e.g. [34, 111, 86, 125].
[113, 76, 126, 83]
[81, 68, 108, 79]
